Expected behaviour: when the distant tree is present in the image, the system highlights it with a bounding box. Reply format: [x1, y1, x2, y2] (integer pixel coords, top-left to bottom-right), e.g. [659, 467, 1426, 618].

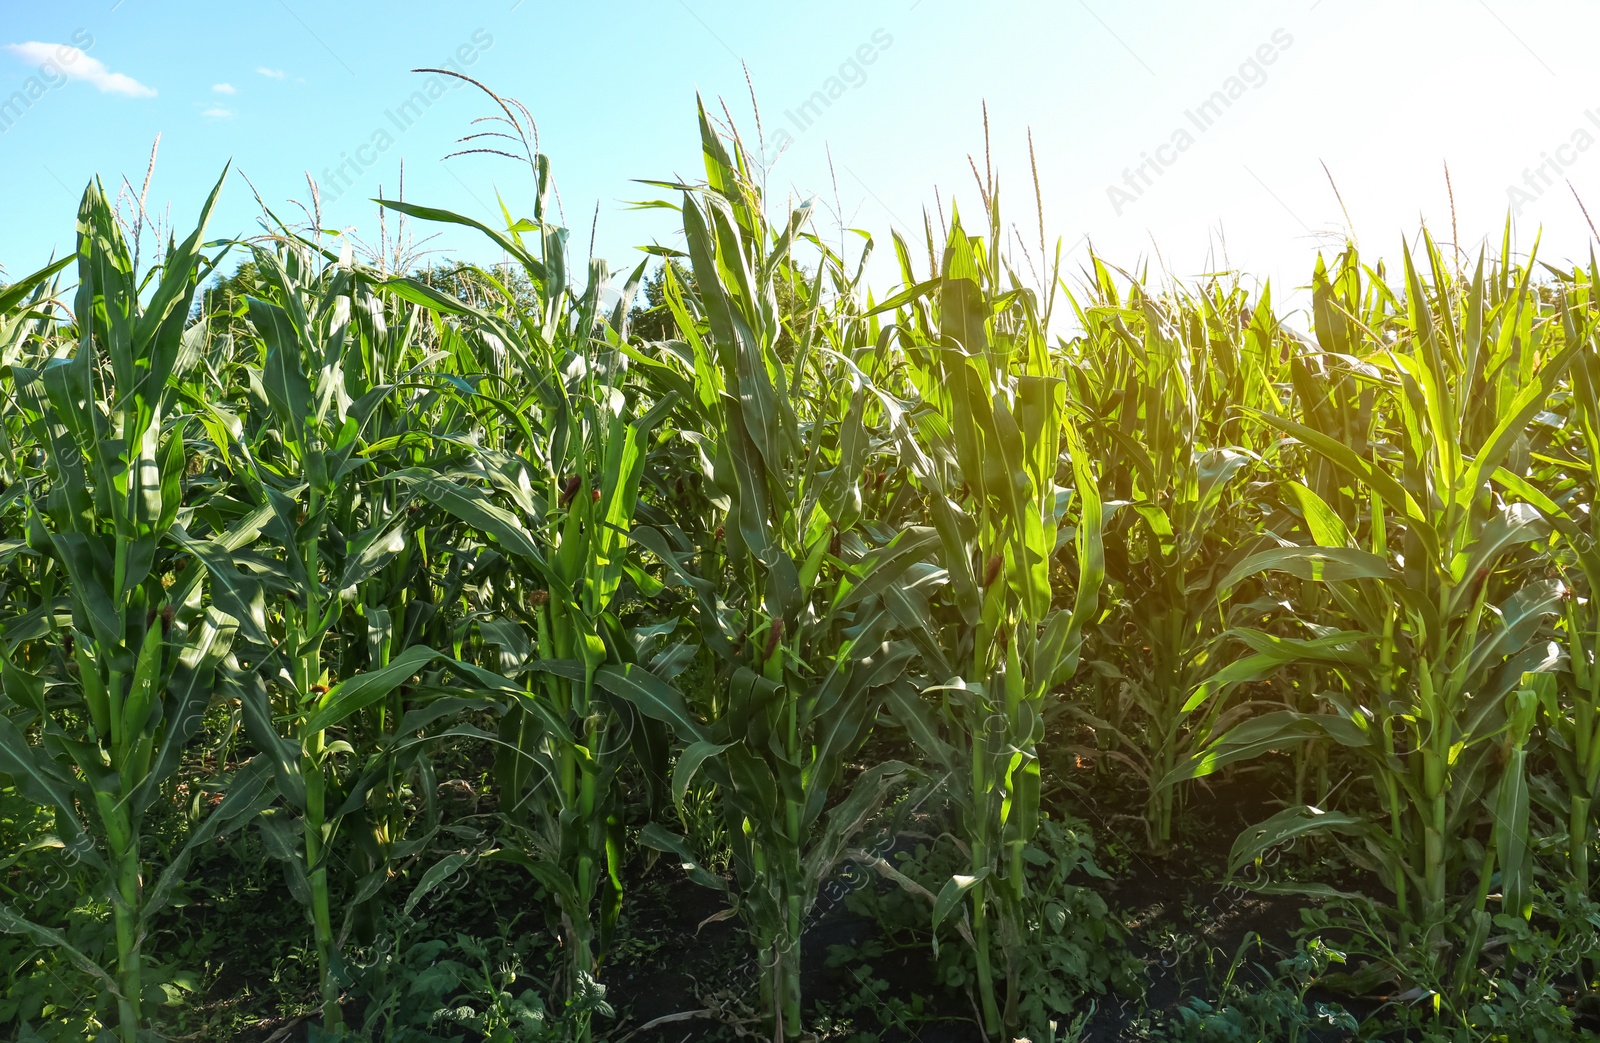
[194, 259, 262, 340]
[415, 260, 541, 316]
[627, 259, 695, 343]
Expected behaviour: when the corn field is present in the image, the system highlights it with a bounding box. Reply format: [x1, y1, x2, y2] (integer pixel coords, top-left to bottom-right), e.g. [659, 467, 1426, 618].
[3, 95, 1600, 1043]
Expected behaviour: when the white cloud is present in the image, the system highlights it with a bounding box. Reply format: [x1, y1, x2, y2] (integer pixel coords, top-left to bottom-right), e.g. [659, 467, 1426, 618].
[200, 105, 234, 119]
[212, 82, 236, 94]
[4, 42, 156, 97]
[256, 66, 285, 79]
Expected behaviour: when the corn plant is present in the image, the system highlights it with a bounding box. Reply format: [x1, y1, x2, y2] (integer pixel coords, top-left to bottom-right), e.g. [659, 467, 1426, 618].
[0, 176, 277, 1043]
[1174, 237, 1579, 1008]
[1513, 268, 1600, 897]
[872, 195, 1104, 1037]
[174, 227, 489, 1031]
[616, 106, 929, 1041]
[11, 94, 1600, 1041]
[1062, 262, 1285, 852]
[374, 141, 675, 1033]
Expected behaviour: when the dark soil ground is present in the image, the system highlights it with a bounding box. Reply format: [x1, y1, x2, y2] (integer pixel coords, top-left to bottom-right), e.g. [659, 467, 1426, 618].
[600, 757, 1369, 1043]
[200, 756, 1356, 1043]
[109, 742, 1599, 1042]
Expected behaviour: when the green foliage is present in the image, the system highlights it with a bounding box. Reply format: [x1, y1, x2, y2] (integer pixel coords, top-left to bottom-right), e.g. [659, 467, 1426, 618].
[1010, 818, 1144, 1030]
[1170, 936, 1357, 1043]
[193, 258, 260, 340]
[832, 814, 1138, 1041]
[1064, 270, 1287, 853]
[343, 918, 607, 1043]
[627, 260, 694, 345]
[5, 95, 1600, 1043]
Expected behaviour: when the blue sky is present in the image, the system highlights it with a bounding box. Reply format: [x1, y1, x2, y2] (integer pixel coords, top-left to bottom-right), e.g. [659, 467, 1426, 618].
[3, 1, 1598, 317]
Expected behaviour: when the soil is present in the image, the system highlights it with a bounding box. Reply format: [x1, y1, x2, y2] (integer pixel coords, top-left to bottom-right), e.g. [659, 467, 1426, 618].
[604, 759, 1368, 1043]
[169, 748, 1574, 1042]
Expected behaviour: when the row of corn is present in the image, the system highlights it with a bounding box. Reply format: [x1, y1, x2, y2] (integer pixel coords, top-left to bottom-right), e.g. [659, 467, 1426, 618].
[1, 99, 1597, 1041]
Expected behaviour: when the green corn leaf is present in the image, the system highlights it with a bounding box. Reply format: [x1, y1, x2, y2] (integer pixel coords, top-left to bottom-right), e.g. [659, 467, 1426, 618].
[931, 869, 989, 938]
[302, 644, 444, 733]
[1227, 806, 1371, 882]
[637, 822, 730, 895]
[1287, 481, 1352, 549]
[0, 902, 118, 994]
[1216, 545, 1393, 592]
[0, 256, 72, 315]
[672, 739, 732, 819]
[0, 715, 99, 867]
[595, 662, 707, 744]
[1166, 711, 1371, 787]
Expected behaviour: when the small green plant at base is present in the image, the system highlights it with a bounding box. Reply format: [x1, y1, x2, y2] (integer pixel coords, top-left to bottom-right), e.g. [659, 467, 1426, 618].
[1300, 884, 1600, 1043]
[1171, 935, 1357, 1043]
[343, 915, 610, 1043]
[832, 813, 1137, 1041]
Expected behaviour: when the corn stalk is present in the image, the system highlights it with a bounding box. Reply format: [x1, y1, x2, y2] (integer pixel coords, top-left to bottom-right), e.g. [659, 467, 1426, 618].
[0, 176, 275, 1043]
[1174, 237, 1577, 1010]
[617, 105, 923, 1041]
